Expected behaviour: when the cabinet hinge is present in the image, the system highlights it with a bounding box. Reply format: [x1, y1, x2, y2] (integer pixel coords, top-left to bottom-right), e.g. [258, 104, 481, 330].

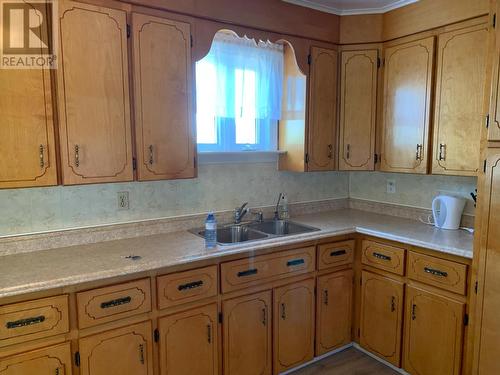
[133, 157, 137, 171]
[377, 57, 381, 68]
[307, 54, 312, 65]
[484, 159, 487, 173]
[126, 24, 131, 38]
[358, 328, 360, 338]
[218, 312, 223, 324]
[74, 352, 80, 367]
[374, 153, 379, 164]
[486, 114, 490, 129]
[475, 281, 479, 294]
[154, 328, 160, 343]
[494, 13, 497, 28]
[305, 153, 309, 164]
[464, 314, 469, 326]
[360, 277, 362, 286]
[190, 34, 194, 48]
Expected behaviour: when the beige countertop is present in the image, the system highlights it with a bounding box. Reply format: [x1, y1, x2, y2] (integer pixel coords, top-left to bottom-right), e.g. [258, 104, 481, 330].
[0, 209, 473, 299]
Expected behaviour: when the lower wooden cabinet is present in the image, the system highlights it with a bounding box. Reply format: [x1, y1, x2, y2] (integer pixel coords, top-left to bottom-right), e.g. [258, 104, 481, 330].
[359, 271, 404, 367]
[0, 342, 72, 374]
[403, 285, 465, 375]
[273, 279, 315, 374]
[158, 304, 218, 375]
[316, 270, 353, 355]
[223, 291, 272, 375]
[78, 321, 153, 375]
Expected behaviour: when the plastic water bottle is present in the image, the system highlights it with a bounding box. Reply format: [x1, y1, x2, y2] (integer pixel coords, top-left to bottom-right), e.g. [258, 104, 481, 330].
[205, 212, 217, 249]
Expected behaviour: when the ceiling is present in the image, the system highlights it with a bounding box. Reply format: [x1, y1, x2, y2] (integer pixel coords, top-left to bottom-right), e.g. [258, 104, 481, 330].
[282, 0, 419, 15]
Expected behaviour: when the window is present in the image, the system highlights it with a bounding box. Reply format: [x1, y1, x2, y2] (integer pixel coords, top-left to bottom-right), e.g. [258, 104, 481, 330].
[196, 31, 284, 152]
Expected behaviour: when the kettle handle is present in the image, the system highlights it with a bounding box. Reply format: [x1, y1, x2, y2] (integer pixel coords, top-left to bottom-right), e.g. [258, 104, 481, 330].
[432, 197, 441, 227]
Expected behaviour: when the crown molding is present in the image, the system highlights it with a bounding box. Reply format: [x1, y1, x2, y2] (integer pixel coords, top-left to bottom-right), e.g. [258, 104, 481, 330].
[282, 0, 419, 15]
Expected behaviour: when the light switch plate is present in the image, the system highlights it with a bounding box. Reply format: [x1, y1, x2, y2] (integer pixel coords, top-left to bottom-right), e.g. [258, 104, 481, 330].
[386, 179, 396, 194]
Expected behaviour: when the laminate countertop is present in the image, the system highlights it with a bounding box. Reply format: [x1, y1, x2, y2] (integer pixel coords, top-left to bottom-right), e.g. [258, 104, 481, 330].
[0, 209, 474, 299]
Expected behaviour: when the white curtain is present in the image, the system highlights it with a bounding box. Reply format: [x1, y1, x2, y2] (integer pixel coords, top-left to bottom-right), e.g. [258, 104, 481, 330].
[196, 31, 284, 121]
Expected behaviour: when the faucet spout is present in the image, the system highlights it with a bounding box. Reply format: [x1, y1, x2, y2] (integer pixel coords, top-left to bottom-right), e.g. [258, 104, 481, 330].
[274, 193, 283, 220]
[234, 202, 249, 224]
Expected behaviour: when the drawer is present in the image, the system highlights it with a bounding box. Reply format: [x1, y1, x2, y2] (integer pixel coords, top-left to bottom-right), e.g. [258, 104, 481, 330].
[77, 278, 151, 329]
[0, 295, 69, 347]
[407, 251, 468, 295]
[157, 265, 218, 310]
[318, 240, 355, 270]
[361, 240, 405, 275]
[221, 247, 315, 293]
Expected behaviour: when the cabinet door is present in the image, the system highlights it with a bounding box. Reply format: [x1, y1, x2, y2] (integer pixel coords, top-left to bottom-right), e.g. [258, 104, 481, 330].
[307, 47, 337, 171]
[223, 291, 272, 375]
[487, 2, 500, 141]
[132, 13, 196, 181]
[0, 69, 57, 189]
[0, 342, 72, 374]
[359, 271, 403, 367]
[432, 23, 489, 176]
[57, 1, 133, 185]
[79, 321, 153, 375]
[339, 49, 378, 171]
[158, 303, 218, 375]
[273, 278, 315, 374]
[316, 270, 353, 355]
[403, 285, 465, 375]
[380, 37, 434, 174]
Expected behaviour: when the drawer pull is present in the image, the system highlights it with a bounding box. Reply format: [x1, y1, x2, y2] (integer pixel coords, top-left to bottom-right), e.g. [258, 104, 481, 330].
[138, 344, 145, 365]
[412, 304, 417, 320]
[262, 307, 267, 326]
[178, 280, 204, 291]
[424, 267, 448, 278]
[287, 258, 305, 267]
[237, 268, 258, 277]
[330, 249, 347, 257]
[207, 324, 212, 343]
[391, 296, 396, 312]
[373, 252, 391, 261]
[323, 290, 329, 306]
[281, 303, 286, 320]
[6, 315, 46, 329]
[100, 296, 132, 309]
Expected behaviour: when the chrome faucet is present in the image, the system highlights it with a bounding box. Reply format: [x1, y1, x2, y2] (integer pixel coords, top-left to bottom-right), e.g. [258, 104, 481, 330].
[274, 193, 283, 220]
[234, 202, 249, 224]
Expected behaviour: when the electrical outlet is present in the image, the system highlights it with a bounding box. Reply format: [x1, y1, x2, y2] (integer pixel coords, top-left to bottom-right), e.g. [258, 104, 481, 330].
[386, 179, 396, 194]
[117, 191, 129, 210]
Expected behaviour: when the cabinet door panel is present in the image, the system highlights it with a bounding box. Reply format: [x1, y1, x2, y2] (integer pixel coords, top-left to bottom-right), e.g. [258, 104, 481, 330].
[488, 2, 500, 141]
[158, 304, 218, 375]
[223, 291, 272, 375]
[79, 321, 153, 375]
[339, 49, 378, 171]
[432, 23, 488, 176]
[360, 271, 403, 367]
[0, 69, 57, 188]
[404, 286, 464, 375]
[380, 37, 434, 174]
[57, 1, 133, 185]
[274, 279, 315, 374]
[307, 47, 337, 171]
[132, 13, 196, 181]
[316, 270, 353, 355]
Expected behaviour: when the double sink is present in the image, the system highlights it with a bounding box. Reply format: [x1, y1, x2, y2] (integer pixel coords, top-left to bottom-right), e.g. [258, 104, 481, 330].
[193, 219, 320, 245]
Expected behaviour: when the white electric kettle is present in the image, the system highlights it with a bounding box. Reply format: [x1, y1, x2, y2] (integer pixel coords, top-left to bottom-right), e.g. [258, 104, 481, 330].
[432, 195, 466, 230]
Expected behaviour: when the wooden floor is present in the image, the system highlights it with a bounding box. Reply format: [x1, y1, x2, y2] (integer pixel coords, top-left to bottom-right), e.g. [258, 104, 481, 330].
[292, 348, 400, 375]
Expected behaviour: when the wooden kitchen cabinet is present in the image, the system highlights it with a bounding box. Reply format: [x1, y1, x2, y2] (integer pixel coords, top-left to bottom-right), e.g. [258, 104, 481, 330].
[223, 291, 272, 375]
[131, 13, 196, 181]
[316, 270, 353, 355]
[78, 321, 154, 375]
[487, 1, 500, 141]
[432, 22, 489, 176]
[380, 37, 434, 174]
[0, 69, 58, 189]
[273, 279, 315, 374]
[359, 271, 404, 367]
[403, 285, 465, 375]
[307, 47, 337, 171]
[338, 49, 378, 171]
[158, 304, 218, 375]
[57, 0, 133, 185]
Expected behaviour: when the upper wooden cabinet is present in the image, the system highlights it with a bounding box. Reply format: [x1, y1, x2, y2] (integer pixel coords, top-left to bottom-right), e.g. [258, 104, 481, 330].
[131, 13, 196, 181]
[307, 47, 338, 171]
[338, 49, 378, 171]
[487, 1, 500, 141]
[0, 69, 57, 189]
[57, 1, 133, 185]
[432, 22, 489, 176]
[380, 37, 435, 174]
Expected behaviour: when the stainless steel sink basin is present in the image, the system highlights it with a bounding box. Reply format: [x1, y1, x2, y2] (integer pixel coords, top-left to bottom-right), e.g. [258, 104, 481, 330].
[249, 220, 320, 236]
[196, 225, 269, 244]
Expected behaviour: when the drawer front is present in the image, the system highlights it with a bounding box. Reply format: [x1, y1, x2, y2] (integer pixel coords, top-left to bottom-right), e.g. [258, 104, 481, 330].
[407, 251, 468, 295]
[221, 247, 315, 293]
[318, 240, 355, 270]
[361, 240, 405, 275]
[0, 295, 69, 347]
[157, 265, 218, 310]
[77, 278, 151, 329]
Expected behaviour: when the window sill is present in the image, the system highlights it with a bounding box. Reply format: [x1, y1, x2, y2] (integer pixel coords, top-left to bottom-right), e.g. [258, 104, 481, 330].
[197, 151, 286, 164]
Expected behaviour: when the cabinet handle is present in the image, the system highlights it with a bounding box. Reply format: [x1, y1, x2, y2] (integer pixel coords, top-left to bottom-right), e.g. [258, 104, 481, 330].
[346, 144, 351, 159]
[438, 143, 446, 161]
[391, 296, 396, 312]
[55, 367, 60, 375]
[207, 324, 212, 343]
[281, 303, 286, 320]
[416, 144, 423, 161]
[372, 252, 391, 261]
[178, 280, 204, 291]
[100, 296, 131, 309]
[6, 315, 45, 329]
[262, 307, 267, 326]
[287, 258, 305, 267]
[330, 249, 347, 257]
[74, 144, 80, 167]
[138, 344, 145, 364]
[237, 268, 258, 277]
[424, 267, 448, 278]
[328, 144, 333, 159]
[323, 290, 329, 306]
[148, 145, 154, 165]
[412, 304, 417, 320]
[39, 145, 45, 168]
